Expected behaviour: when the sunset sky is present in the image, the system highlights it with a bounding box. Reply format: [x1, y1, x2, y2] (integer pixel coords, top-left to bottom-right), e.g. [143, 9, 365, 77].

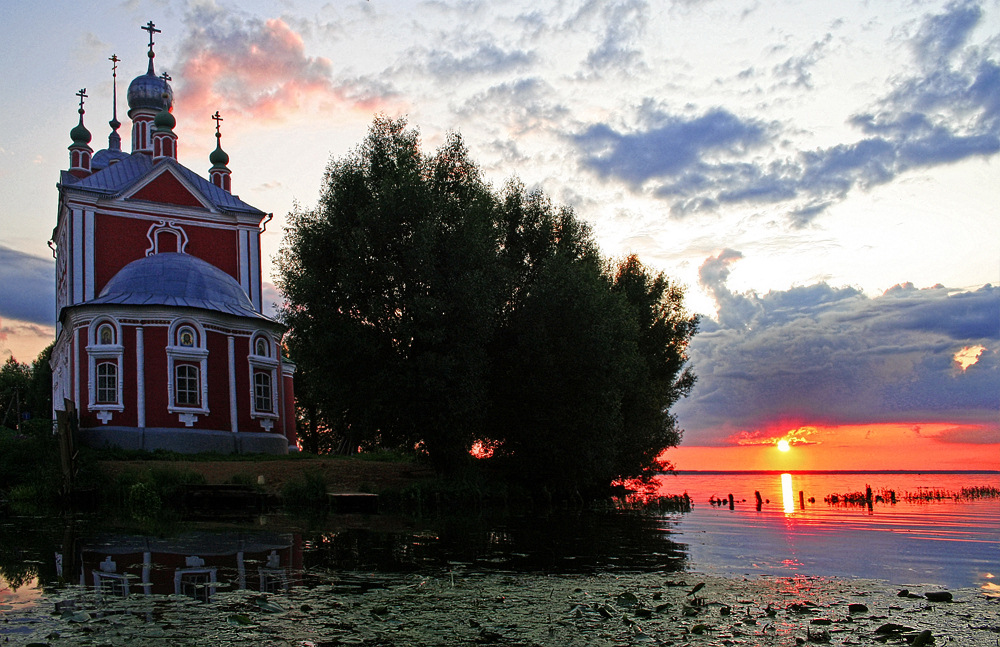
[0, 0, 996, 470]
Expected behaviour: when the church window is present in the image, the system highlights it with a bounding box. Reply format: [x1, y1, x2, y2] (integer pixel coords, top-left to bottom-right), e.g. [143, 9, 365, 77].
[254, 337, 269, 357]
[175, 364, 200, 407]
[167, 319, 209, 417]
[254, 372, 273, 413]
[96, 362, 118, 404]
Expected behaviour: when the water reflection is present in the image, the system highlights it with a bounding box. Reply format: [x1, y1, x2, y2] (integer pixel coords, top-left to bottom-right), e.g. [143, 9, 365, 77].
[781, 473, 795, 514]
[0, 511, 689, 606]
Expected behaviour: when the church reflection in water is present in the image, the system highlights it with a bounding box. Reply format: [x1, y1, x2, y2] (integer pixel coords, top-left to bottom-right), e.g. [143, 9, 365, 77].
[58, 532, 302, 600]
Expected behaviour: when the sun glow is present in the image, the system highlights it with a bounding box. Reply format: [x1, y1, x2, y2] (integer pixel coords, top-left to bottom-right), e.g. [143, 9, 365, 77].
[954, 345, 986, 370]
[777, 439, 791, 452]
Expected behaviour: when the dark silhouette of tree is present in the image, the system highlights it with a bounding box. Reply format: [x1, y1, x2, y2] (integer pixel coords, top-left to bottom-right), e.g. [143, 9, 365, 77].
[277, 116, 698, 493]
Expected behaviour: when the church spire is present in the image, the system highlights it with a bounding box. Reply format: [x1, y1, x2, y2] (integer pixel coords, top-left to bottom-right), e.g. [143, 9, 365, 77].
[142, 20, 161, 76]
[128, 21, 173, 154]
[108, 54, 122, 152]
[68, 88, 93, 178]
[209, 111, 232, 191]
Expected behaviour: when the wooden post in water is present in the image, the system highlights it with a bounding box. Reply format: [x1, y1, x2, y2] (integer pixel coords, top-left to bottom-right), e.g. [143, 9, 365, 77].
[799, 490, 805, 509]
[728, 493, 734, 510]
[754, 490, 763, 511]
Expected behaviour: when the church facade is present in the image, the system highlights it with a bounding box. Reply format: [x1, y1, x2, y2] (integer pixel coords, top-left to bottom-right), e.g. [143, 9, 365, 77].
[50, 23, 297, 454]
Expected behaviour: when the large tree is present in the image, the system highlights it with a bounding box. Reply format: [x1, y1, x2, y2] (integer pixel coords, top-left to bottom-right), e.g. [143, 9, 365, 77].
[277, 117, 698, 491]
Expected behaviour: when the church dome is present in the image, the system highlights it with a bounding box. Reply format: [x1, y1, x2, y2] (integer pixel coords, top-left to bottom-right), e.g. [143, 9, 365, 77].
[127, 72, 173, 114]
[90, 252, 264, 318]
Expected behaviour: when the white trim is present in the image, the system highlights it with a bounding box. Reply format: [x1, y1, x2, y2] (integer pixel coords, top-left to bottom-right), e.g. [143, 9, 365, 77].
[228, 335, 238, 433]
[166, 319, 210, 417]
[238, 229, 250, 299]
[73, 328, 80, 410]
[249, 232, 261, 312]
[121, 163, 218, 212]
[136, 326, 145, 428]
[248, 333, 279, 421]
[145, 221, 190, 256]
[72, 209, 83, 304]
[84, 210, 95, 301]
[86, 317, 124, 415]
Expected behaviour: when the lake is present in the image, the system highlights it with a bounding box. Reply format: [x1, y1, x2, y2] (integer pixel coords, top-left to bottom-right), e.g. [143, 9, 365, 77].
[1, 471, 997, 607]
[645, 470, 1000, 590]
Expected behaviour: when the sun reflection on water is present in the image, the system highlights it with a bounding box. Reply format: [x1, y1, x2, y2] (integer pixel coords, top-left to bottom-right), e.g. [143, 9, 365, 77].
[781, 473, 795, 514]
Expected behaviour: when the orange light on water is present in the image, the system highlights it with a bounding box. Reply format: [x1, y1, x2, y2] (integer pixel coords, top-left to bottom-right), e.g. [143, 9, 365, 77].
[781, 473, 795, 514]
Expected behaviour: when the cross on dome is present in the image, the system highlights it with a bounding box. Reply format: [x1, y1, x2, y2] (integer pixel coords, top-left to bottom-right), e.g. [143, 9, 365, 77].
[142, 21, 161, 74]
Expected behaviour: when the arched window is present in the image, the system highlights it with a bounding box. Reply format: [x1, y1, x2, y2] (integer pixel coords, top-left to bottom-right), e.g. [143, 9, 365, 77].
[255, 337, 270, 357]
[87, 318, 124, 418]
[175, 365, 200, 407]
[96, 362, 118, 404]
[254, 372, 273, 413]
[167, 319, 209, 421]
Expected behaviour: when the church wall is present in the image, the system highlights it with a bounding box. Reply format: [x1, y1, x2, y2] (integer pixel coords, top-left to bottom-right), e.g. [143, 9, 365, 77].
[119, 324, 138, 428]
[94, 213, 156, 292]
[205, 330, 233, 432]
[183, 226, 240, 281]
[141, 325, 170, 428]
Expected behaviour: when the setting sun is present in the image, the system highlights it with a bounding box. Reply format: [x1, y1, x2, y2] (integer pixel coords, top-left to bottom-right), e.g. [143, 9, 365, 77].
[777, 439, 791, 452]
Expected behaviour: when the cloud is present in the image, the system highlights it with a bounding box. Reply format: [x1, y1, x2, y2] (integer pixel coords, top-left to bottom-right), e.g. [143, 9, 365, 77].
[581, 0, 649, 73]
[0, 245, 54, 325]
[261, 281, 284, 319]
[573, 102, 773, 188]
[675, 251, 999, 446]
[175, 5, 389, 122]
[570, 1, 1000, 224]
[423, 42, 535, 79]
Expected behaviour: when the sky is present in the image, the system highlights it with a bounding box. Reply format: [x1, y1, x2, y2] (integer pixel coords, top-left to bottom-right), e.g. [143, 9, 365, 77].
[0, 0, 997, 470]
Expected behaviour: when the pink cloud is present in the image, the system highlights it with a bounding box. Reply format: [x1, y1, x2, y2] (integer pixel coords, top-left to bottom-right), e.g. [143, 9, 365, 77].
[175, 13, 390, 126]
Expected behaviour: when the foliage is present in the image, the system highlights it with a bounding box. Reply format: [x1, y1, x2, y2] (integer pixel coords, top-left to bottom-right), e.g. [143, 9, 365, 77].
[0, 343, 53, 431]
[277, 116, 698, 497]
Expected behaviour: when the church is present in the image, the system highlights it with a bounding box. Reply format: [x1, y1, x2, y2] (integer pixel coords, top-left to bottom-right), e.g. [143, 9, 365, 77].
[50, 22, 297, 454]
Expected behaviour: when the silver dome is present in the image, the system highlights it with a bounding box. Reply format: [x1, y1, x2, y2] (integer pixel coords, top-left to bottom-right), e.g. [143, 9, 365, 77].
[127, 72, 173, 114]
[90, 252, 264, 319]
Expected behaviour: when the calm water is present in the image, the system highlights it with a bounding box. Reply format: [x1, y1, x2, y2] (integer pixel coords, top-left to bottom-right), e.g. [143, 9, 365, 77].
[649, 471, 1000, 590]
[1, 471, 997, 609]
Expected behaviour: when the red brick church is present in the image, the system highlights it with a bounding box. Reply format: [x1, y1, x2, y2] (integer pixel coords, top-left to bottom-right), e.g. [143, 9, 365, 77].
[50, 22, 297, 453]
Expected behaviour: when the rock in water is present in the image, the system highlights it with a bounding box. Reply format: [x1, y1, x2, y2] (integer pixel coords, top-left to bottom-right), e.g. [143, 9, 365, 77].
[924, 591, 952, 602]
[911, 629, 934, 646]
[848, 603, 869, 613]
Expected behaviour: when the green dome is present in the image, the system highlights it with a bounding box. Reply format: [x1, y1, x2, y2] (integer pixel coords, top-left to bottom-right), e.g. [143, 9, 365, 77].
[70, 116, 92, 145]
[154, 108, 176, 131]
[210, 141, 230, 167]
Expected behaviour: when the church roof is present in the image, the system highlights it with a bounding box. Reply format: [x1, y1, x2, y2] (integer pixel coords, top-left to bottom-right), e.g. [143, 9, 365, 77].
[59, 153, 265, 217]
[83, 252, 276, 322]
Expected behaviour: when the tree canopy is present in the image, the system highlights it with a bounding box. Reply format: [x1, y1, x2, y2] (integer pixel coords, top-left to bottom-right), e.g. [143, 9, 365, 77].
[276, 116, 697, 495]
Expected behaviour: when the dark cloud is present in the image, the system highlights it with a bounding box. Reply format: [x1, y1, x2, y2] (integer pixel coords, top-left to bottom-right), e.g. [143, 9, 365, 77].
[571, 1, 1000, 225]
[573, 104, 772, 187]
[0, 245, 54, 325]
[676, 251, 999, 446]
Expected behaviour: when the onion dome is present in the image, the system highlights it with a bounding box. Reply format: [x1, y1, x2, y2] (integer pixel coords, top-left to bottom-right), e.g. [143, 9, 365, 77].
[70, 116, 92, 145]
[154, 105, 176, 132]
[210, 138, 230, 167]
[127, 72, 173, 115]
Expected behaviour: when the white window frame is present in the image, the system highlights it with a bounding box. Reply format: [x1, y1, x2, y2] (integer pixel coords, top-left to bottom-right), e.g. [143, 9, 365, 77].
[87, 318, 124, 415]
[248, 333, 279, 424]
[166, 319, 209, 418]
